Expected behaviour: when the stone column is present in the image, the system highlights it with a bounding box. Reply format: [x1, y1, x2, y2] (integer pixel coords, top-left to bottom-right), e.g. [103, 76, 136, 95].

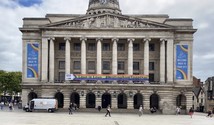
[80, 91, 86, 108]
[144, 38, 151, 76]
[65, 37, 71, 82]
[41, 38, 48, 82]
[127, 96, 134, 109]
[49, 38, 55, 83]
[96, 38, 103, 74]
[167, 39, 174, 83]
[128, 38, 134, 75]
[112, 38, 119, 74]
[80, 37, 87, 74]
[111, 96, 117, 109]
[160, 39, 166, 83]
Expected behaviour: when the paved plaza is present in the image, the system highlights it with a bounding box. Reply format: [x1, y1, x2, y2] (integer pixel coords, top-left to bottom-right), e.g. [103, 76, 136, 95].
[0, 107, 213, 125]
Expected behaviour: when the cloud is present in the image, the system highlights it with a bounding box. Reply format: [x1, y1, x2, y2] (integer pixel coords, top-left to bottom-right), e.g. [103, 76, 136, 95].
[0, 0, 213, 81]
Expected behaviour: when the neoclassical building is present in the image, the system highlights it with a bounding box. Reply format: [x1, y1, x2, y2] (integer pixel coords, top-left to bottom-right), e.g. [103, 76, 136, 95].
[20, 0, 196, 114]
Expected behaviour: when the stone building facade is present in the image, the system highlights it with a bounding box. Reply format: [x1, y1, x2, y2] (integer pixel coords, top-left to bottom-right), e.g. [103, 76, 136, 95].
[20, 0, 196, 114]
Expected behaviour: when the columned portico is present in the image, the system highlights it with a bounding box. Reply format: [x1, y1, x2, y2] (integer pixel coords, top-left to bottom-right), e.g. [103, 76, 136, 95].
[160, 39, 166, 83]
[166, 39, 174, 83]
[49, 37, 55, 83]
[144, 38, 151, 76]
[80, 37, 87, 74]
[96, 38, 103, 74]
[128, 38, 134, 75]
[65, 37, 71, 82]
[112, 38, 119, 75]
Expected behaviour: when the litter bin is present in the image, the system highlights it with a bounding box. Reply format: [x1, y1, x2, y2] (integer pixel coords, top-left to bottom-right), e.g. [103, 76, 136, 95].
[18, 102, 22, 109]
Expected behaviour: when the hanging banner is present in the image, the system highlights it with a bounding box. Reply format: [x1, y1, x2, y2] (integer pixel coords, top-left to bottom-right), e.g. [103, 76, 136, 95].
[27, 43, 39, 78]
[65, 74, 149, 81]
[176, 45, 188, 80]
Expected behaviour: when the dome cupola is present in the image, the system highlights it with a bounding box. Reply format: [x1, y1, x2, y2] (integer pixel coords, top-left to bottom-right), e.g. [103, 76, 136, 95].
[87, 0, 122, 15]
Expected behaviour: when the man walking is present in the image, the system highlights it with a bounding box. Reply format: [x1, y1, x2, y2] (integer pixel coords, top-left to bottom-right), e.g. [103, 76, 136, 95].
[105, 105, 111, 117]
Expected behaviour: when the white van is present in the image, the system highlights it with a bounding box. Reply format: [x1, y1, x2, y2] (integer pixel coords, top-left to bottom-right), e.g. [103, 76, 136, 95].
[23, 99, 58, 112]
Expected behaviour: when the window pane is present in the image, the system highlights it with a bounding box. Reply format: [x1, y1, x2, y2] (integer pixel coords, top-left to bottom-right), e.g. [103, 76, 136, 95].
[59, 61, 65, 69]
[74, 61, 81, 70]
[149, 62, 155, 70]
[149, 43, 155, 51]
[59, 43, 65, 50]
[149, 73, 154, 82]
[118, 61, 124, 70]
[88, 43, 96, 51]
[103, 61, 110, 70]
[59, 72, 65, 82]
[118, 43, 125, 51]
[74, 43, 81, 51]
[133, 62, 139, 70]
[103, 43, 110, 51]
[133, 43, 140, 51]
[88, 61, 95, 70]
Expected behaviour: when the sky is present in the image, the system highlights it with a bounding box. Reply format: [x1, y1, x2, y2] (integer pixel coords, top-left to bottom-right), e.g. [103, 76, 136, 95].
[0, 0, 213, 82]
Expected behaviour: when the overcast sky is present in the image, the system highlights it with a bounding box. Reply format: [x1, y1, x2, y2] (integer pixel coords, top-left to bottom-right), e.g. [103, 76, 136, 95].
[0, 0, 213, 82]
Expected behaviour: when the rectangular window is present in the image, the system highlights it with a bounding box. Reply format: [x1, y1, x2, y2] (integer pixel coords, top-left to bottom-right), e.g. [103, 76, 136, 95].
[59, 61, 65, 69]
[88, 43, 96, 51]
[149, 73, 154, 82]
[74, 43, 81, 51]
[149, 43, 155, 51]
[149, 62, 155, 70]
[118, 43, 125, 51]
[74, 61, 81, 70]
[118, 61, 125, 70]
[103, 43, 110, 51]
[88, 61, 95, 70]
[59, 43, 65, 50]
[58, 72, 65, 82]
[103, 61, 110, 70]
[133, 62, 139, 70]
[133, 43, 140, 51]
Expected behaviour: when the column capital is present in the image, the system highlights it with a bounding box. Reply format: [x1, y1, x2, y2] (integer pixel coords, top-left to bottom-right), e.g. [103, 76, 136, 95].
[96, 38, 103, 41]
[112, 38, 119, 42]
[80, 37, 87, 41]
[143, 38, 151, 42]
[64, 37, 71, 41]
[160, 38, 167, 42]
[48, 37, 55, 41]
[127, 38, 135, 42]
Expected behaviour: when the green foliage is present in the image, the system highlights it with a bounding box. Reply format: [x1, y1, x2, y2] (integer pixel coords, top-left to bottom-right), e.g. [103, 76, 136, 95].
[0, 71, 22, 95]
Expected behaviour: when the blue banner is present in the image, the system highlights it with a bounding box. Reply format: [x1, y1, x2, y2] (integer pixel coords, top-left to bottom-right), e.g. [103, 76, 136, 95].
[27, 43, 39, 78]
[176, 45, 188, 80]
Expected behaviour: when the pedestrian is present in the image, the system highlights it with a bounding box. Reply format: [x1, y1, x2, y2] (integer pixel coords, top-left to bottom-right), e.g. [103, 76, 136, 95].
[68, 103, 73, 115]
[138, 105, 143, 116]
[105, 105, 111, 117]
[97, 106, 101, 112]
[207, 110, 212, 117]
[9, 102, 13, 111]
[189, 107, 194, 118]
[0, 101, 4, 110]
[176, 106, 181, 115]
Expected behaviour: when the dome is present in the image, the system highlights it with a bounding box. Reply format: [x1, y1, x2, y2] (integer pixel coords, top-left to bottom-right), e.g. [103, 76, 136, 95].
[87, 0, 122, 15]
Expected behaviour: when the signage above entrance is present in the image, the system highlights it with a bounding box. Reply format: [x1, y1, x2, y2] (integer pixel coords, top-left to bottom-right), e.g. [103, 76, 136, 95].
[65, 74, 149, 81]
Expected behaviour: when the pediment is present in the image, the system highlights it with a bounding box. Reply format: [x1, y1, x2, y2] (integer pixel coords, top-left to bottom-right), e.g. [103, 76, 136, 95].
[42, 13, 174, 29]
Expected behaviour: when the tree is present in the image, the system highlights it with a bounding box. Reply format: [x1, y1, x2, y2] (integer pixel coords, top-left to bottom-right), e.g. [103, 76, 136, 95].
[0, 71, 22, 95]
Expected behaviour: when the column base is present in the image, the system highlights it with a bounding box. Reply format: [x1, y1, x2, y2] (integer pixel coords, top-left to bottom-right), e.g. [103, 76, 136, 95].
[80, 80, 87, 84]
[96, 80, 102, 84]
[112, 80, 118, 84]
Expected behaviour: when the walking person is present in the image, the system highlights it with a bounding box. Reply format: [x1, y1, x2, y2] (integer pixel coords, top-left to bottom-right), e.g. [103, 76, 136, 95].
[176, 106, 181, 115]
[189, 107, 194, 118]
[0, 101, 4, 110]
[206, 110, 212, 117]
[105, 105, 111, 117]
[9, 102, 13, 111]
[138, 105, 143, 116]
[68, 103, 73, 115]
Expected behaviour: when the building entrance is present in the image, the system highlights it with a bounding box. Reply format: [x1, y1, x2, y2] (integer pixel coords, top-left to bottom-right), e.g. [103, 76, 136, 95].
[134, 93, 143, 109]
[118, 93, 127, 109]
[70, 92, 80, 108]
[102, 93, 111, 108]
[55, 92, 64, 108]
[86, 92, 95, 108]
